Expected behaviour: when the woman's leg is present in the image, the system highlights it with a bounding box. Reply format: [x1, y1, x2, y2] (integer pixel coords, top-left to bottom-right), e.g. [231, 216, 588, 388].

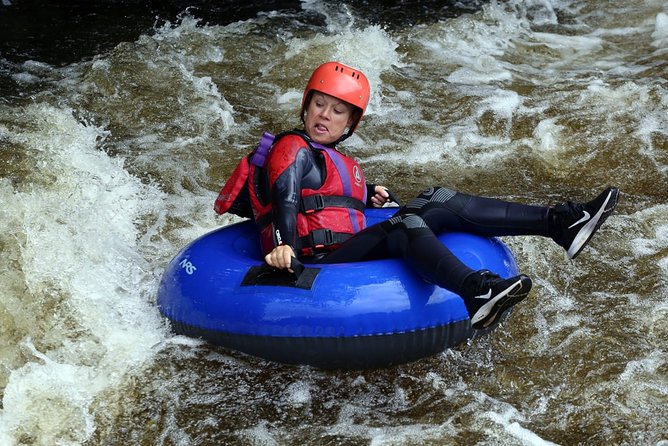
[397, 187, 550, 237]
[319, 213, 532, 329]
[320, 214, 474, 290]
[399, 186, 620, 259]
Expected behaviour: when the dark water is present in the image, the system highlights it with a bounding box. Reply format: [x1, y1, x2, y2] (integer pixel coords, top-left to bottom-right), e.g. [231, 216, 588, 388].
[1, 1, 667, 445]
[0, 0, 481, 65]
[0, 1, 304, 64]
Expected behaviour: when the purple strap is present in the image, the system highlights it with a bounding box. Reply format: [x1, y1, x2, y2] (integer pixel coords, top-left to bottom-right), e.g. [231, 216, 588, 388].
[251, 131, 275, 167]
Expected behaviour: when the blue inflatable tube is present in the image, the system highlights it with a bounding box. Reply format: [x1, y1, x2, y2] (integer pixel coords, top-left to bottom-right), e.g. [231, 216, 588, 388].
[157, 208, 519, 368]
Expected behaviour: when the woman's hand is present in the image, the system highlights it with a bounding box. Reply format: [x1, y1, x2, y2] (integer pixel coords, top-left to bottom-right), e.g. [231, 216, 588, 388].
[370, 185, 391, 208]
[265, 245, 296, 272]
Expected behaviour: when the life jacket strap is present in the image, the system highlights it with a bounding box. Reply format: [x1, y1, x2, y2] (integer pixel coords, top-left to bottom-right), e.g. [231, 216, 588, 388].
[250, 130, 325, 169]
[299, 229, 353, 249]
[300, 194, 365, 214]
[250, 131, 275, 167]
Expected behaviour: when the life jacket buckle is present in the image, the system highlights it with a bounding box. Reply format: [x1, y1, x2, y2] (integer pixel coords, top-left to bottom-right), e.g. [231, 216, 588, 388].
[301, 194, 325, 213]
[309, 228, 334, 248]
[321, 229, 334, 246]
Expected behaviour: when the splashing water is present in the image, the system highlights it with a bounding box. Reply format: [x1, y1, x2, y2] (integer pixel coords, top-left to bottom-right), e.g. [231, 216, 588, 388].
[0, 0, 667, 444]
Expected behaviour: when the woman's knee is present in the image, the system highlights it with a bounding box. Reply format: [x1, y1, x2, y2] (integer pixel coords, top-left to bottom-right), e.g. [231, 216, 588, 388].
[404, 187, 458, 210]
[386, 213, 428, 230]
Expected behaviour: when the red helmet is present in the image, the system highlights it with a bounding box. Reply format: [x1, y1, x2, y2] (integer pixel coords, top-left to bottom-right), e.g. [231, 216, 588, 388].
[301, 61, 370, 136]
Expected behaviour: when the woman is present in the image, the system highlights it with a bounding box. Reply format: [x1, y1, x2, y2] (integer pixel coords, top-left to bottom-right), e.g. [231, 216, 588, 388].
[215, 61, 619, 330]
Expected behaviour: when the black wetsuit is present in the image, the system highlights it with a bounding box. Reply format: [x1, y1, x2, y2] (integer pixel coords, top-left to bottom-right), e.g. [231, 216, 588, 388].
[322, 187, 550, 293]
[273, 142, 551, 294]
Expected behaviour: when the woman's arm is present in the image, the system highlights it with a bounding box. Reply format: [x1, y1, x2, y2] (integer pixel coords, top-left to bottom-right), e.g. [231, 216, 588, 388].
[264, 136, 322, 269]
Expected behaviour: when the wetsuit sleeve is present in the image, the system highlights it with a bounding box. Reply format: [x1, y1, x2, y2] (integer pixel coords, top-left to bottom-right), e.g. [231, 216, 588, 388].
[265, 136, 322, 249]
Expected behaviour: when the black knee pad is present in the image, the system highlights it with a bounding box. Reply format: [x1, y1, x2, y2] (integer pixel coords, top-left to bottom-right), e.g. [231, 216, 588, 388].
[385, 213, 428, 230]
[405, 187, 458, 210]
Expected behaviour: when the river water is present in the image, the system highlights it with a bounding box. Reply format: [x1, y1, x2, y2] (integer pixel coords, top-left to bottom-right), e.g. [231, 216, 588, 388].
[1, 0, 667, 444]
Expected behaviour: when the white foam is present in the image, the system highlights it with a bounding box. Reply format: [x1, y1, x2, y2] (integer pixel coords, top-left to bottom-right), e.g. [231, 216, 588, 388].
[529, 117, 573, 168]
[629, 204, 668, 259]
[276, 91, 303, 105]
[613, 349, 668, 422]
[10, 72, 40, 84]
[479, 89, 522, 121]
[84, 14, 236, 147]
[485, 409, 560, 446]
[577, 81, 668, 173]
[0, 339, 101, 444]
[0, 104, 168, 444]
[1, 1, 666, 443]
[241, 421, 280, 446]
[652, 12, 668, 46]
[533, 31, 604, 54]
[417, 14, 517, 86]
[284, 380, 312, 406]
[447, 56, 512, 85]
[363, 135, 457, 165]
[284, 22, 401, 117]
[619, 350, 664, 383]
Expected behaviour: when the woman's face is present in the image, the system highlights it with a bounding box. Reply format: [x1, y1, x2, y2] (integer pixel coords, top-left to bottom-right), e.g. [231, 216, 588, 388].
[304, 92, 356, 145]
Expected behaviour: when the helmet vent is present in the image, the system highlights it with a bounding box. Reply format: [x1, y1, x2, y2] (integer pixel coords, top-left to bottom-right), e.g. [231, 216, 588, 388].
[334, 64, 360, 79]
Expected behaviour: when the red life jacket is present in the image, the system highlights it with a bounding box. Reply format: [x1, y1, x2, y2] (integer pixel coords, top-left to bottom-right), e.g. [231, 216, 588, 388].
[213, 132, 275, 219]
[214, 131, 367, 257]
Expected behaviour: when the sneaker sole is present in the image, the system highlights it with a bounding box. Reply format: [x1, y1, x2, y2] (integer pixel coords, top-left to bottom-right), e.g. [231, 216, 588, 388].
[470, 276, 532, 329]
[567, 188, 620, 259]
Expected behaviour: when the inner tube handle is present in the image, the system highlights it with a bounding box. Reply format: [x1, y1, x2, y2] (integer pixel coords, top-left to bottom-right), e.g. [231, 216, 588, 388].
[290, 257, 305, 278]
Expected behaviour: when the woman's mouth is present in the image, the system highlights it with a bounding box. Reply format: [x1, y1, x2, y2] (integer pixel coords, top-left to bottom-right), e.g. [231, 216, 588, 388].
[313, 123, 328, 134]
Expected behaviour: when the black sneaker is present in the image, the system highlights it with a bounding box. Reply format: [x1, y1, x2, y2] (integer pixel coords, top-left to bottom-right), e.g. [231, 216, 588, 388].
[552, 187, 620, 259]
[462, 270, 533, 330]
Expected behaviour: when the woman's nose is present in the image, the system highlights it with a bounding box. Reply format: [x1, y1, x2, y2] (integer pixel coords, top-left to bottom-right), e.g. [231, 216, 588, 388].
[318, 107, 331, 119]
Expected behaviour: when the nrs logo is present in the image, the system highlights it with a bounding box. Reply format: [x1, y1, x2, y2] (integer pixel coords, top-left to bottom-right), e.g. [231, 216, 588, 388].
[179, 258, 197, 275]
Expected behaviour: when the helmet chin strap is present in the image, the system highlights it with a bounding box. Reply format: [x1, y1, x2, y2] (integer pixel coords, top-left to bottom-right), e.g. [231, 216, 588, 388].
[334, 129, 353, 144]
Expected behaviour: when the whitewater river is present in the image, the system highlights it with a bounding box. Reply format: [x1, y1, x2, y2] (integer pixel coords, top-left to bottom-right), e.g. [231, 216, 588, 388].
[1, 0, 666, 444]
